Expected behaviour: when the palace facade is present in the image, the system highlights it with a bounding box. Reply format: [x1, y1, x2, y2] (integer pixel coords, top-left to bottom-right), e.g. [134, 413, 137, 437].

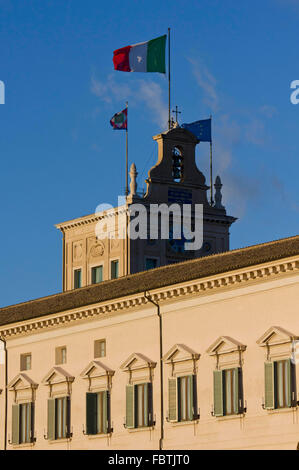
[0, 126, 299, 450]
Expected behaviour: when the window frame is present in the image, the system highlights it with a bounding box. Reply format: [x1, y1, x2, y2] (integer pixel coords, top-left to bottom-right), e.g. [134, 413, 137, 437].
[126, 382, 153, 429]
[73, 268, 82, 289]
[177, 375, 195, 422]
[90, 264, 104, 285]
[20, 353, 32, 371]
[223, 368, 237, 416]
[94, 339, 106, 359]
[110, 259, 119, 280]
[55, 346, 67, 365]
[55, 396, 68, 440]
[19, 402, 32, 444]
[213, 367, 244, 417]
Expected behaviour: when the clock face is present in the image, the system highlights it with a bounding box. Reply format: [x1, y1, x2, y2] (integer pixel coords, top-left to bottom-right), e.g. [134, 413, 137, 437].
[168, 224, 193, 253]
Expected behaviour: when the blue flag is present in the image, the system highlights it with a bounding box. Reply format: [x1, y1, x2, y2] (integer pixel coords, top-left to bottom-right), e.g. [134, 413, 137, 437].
[181, 118, 212, 142]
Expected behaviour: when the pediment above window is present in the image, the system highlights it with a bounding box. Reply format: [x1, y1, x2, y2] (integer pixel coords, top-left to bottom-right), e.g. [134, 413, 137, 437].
[42, 366, 74, 386]
[257, 326, 299, 347]
[120, 353, 156, 372]
[207, 336, 246, 356]
[80, 360, 115, 379]
[163, 344, 200, 364]
[121, 353, 156, 384]
[80, 361, 115, 392]
[8, 373, 38, 391]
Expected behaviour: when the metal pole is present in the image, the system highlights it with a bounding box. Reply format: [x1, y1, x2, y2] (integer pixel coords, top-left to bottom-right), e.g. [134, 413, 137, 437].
[168, 28, 171, 130]
[125, 102, 129, 275]
[144, 293, 163, 450]
[125, 101, 128, 196]
[210, 115, 213, 205]
[0, 336, 7, 450]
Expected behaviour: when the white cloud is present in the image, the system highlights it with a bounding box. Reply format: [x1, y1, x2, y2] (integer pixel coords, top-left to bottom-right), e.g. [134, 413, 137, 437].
[90, 74, 168, 128]
[259, 105, 278, 118]
[188, 57, 219, 112]
[245, 119, 266, 146]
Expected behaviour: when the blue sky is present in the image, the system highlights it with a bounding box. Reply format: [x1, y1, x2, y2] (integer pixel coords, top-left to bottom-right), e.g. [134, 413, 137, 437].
[0, 0, 299, 307]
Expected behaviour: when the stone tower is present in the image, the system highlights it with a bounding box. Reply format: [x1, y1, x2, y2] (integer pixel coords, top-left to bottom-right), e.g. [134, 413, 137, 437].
[56, 126, 236, 290]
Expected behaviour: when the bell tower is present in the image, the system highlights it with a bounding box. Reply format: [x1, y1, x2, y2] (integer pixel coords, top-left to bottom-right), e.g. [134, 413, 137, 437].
[57, 124, 237, 290]
[127, 125, 237, 274]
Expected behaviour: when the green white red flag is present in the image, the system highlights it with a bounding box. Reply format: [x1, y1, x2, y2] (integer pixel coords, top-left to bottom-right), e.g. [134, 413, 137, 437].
[113, 35, 166, 73]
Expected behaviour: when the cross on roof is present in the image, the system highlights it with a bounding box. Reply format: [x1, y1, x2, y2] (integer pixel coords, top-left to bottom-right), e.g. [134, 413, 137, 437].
[172, 105, 181, 122]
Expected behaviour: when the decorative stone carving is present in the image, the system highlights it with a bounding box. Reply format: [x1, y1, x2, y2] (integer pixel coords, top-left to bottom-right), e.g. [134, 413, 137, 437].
[73, 242, 83, 261]
[90, 241, 105, 258]
[129, 163, 138, 196]
[214, 175, 225, 209]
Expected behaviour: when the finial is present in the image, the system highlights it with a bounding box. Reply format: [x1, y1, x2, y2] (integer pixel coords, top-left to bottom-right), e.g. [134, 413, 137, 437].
[129, 163, 138, 196]
[171, 105, 181, 128]
[214, 175, 225, 209]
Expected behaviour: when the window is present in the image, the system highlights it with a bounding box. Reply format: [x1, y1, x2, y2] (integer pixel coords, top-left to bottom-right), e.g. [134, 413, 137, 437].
[20, 353, 31, 371]
[213, 368, 244, 417]
[172, 146, 184, 182]
[55, 346, 67, 365]
[168, 375, 197, 422]
[91, 265, 103, 284]
[11, 403, 34, 445]
[136, 383, 149, 427]
[74, 269, 82, 289]
[264, 359, 296, 409]
[111, 260, 119, 279]
[145, 258, 158, 270]
[20, 403, 32, 443]
[125, 383, 153, 428]
[47, 396, 71, 440]
[94, 339, 106, 358]
[86, 391, 111, 435]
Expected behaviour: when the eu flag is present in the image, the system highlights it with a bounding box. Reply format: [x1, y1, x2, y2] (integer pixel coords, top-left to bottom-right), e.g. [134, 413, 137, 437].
[181, 118, 212, 142]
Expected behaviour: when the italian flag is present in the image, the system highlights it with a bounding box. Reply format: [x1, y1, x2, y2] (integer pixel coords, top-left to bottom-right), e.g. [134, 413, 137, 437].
[113, 35, 166, 73]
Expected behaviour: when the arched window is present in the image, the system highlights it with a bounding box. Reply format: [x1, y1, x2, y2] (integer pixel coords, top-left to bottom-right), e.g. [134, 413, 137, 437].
[172, 147, 184, 182]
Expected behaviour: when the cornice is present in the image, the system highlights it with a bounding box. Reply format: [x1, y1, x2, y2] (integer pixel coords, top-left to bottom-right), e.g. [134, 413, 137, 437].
[1, 256, 298, 339]
[56, 206, 127, 232]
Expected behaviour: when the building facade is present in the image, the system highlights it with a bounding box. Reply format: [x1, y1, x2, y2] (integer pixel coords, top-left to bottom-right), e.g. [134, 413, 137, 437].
[0, 236, 299, 450]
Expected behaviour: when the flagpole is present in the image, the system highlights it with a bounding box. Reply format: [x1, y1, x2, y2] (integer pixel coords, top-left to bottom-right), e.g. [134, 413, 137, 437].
[168, 27, 171, 130]
[210, 114, 213, 206]
[125, 101, 128, 196]
[125, 101, 129, 275]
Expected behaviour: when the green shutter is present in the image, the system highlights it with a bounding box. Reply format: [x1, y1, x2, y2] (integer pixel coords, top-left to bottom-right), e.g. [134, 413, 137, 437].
[290, 359, 297, 407]
[143, 383, 148, 427]
[86, 393, 97, 435]
[168, 378, 178, 422]
[286, 358, 296, 408]
[12, 404, 20, 445]
[264, 362, 275, 409]
[192, 375, 198, 420]
[187, 375, 193, 421]
[213, 370, 224, 417]
[47, 398, 56, 440]
[126, 384, 135, 429]
[66, 396, 71, 437]
[147, 382, 153, 426]
[29, 403, 34, 442]
[103, 391, 110, 434]
[233, 367, 243, 414]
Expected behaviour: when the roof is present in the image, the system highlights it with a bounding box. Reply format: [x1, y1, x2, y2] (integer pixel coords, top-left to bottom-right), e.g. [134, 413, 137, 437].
[0, 235, 298, 328]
